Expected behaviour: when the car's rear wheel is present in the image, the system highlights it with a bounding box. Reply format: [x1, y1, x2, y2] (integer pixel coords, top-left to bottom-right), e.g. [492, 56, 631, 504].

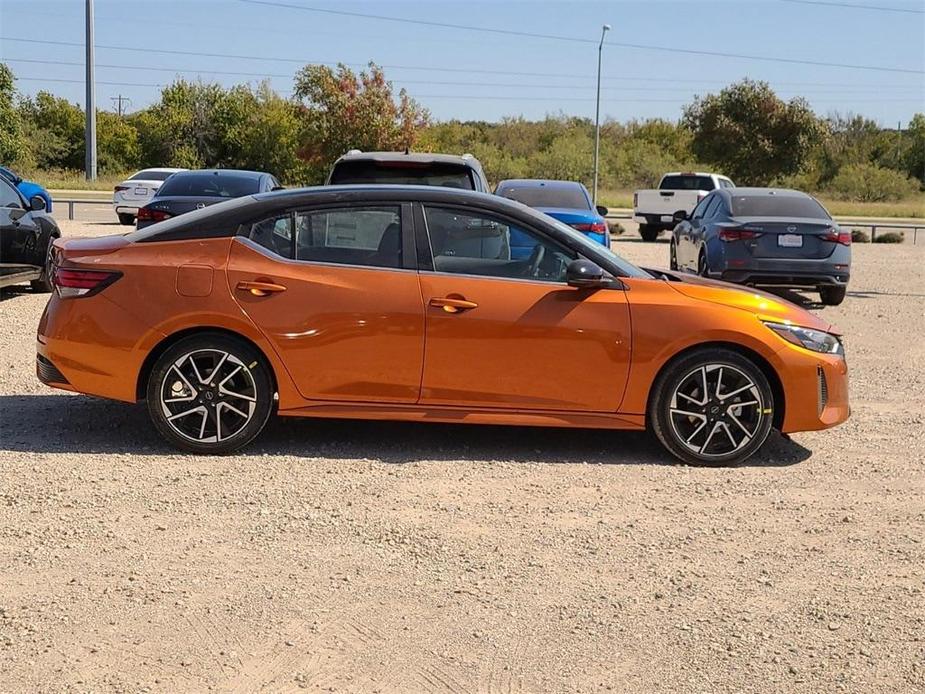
[118, 213, 135, 226]
[146, 334, 274, 454]
[639, 224, 660, 242]
[649, 348, 775, 466]
[819, 285, 846, 306]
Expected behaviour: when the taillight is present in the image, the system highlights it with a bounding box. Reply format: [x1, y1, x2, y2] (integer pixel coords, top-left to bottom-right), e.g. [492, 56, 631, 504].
[114, 185, 130, 193]
[137, 207, 172, 223]
[820, 229, 851, 245]
[571, 222, 608, 233]
[719, 227, 761, 242]
[53, 268, 121, 298]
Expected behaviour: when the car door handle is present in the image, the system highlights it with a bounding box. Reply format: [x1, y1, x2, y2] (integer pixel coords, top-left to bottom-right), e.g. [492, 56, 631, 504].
[430, 296, 478, 313]
[236, 280, 287, 296]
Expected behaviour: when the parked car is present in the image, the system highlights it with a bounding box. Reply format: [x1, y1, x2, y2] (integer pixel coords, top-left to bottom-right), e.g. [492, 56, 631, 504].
[38, 185, 849, 466]
[135, 169, 282, 229]
[0, 166, 53, 213]
[634, 172, 734, 242]
[112, 168, 187, 225]
[327, 150, 492, 192]
[670, 188, 850, 306]
[495, 179, 610, 251]
[0, 174, 59, 292]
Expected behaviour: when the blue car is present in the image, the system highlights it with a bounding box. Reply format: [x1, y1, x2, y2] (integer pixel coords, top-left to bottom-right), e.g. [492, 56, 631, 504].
[495, 179, 609, 256]
[0, 166, 52, 213]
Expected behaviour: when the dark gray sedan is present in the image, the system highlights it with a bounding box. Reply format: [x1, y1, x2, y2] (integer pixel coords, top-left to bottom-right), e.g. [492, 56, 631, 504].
[669, 188, 851, 306]
[136, 169, 282, 229]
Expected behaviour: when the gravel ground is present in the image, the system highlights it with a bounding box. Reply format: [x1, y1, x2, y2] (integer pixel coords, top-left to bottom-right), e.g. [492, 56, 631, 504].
[1, 220, 923, 693]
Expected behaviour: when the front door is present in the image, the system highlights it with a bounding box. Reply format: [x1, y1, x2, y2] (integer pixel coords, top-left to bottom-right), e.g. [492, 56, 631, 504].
[227, 203, 425, 404]
[417, 205, 631, 412]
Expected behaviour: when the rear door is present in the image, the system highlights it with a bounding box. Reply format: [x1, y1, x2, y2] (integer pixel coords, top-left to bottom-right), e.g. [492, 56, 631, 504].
[227, 201, 425, 403]
[415, 204, 631, 412]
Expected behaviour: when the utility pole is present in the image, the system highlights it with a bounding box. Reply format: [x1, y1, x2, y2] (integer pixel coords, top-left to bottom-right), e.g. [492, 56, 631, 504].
[592, 23, 611, 206]
[85, 0, 97, 181]
[111, 94, 131, 117]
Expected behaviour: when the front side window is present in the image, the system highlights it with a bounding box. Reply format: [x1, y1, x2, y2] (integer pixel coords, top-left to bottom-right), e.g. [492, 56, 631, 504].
[424, 206, 575, 282]
[295, 206, 402, 268]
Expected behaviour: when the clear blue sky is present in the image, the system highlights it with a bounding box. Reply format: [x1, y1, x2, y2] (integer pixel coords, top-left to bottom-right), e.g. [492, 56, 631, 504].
[1, 0, 923, 126]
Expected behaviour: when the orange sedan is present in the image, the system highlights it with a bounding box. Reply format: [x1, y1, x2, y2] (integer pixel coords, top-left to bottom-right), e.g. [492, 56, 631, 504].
[36, 186, 849, 465]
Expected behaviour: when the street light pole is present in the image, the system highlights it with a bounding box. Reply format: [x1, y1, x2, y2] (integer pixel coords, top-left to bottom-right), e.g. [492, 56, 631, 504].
[592, 23, 610, 206]
[85, 0, 97, 181]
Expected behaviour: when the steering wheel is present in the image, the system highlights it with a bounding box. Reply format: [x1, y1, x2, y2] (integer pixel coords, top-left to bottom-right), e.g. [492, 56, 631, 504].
[526, 244, 546, 277]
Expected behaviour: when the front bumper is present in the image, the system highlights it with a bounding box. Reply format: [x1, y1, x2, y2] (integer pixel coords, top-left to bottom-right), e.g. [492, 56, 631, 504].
[778, 349, 849, 434]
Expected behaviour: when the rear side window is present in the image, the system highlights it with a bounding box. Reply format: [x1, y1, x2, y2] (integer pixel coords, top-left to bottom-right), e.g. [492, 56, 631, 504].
[158, 173, 261, 198]
[497, 184, 590, 210]
[330, 161, 474, 190]
[130, 170, 175, 182]
[660, 175, 716, 191]
[731, 195, 830, 219]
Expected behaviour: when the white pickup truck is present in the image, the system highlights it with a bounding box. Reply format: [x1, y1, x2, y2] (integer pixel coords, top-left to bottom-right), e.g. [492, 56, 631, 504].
[633, 172, 735, 242]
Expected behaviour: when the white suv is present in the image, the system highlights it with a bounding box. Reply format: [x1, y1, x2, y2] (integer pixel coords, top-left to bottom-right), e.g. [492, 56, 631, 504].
[113, 168, 186, 225]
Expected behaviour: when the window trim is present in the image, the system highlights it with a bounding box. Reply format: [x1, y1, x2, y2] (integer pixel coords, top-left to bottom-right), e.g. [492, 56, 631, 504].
[415, 201, 579, 285]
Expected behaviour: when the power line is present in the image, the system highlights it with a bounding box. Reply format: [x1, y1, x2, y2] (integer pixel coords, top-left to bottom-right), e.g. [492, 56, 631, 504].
[7, 58, 922, 94]
[234, 0, 925, 74]
[779, 0, 924, 13]
[7, 57, 922, 91]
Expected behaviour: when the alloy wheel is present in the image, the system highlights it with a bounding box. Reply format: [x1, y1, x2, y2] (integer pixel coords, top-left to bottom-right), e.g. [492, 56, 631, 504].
[159, 349, 257, 443]
[668, 364, 764, 459]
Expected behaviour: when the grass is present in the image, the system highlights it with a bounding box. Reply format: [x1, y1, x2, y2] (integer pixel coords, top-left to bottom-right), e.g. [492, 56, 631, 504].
[599, 188, 924, 219]
[23, 169, 129, 192]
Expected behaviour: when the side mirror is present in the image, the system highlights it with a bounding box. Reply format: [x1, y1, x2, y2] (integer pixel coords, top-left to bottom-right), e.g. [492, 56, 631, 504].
[566, 259, 609, 289]
[672, 209, 688, 224]
[595, 205, 609, 217]
[30, 195, 47, 212]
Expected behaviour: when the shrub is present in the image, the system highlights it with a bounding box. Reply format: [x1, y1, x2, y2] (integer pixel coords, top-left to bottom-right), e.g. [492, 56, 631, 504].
[608, 221, 625, 236]
[829, 163, 919, 202]
[873, 231, 904, 243]
[851, 228, 869, 243]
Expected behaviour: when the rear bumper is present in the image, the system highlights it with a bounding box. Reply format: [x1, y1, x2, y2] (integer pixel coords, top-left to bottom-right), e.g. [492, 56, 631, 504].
[633, 214, 673, 228]
[715, 253, 850, 288]
[720, 270, 849, 288]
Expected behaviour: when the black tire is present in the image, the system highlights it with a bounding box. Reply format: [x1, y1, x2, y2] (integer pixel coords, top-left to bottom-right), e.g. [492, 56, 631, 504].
[118, 213, 135, 226]
[697, 249, 709, 278]
[819, 285, 846, 306]
[639, 224, 660, 242]
[649, 348, 775, 467]
[669, 241, 678, 270]
[31, 238, 56, 293]
[146, 333, 274, 454]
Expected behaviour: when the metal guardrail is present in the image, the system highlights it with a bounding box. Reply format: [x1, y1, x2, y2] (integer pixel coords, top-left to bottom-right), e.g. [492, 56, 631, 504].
[838, 222, 922, 244]
[55, 198, 111, 220]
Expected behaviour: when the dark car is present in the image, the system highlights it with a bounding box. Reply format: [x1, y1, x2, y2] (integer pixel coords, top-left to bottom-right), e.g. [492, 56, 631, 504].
[670, 188, 851, 306]
[495, 179, 610, 251]
[326, 151, 491, 192]
[136, 169, 282, 229]
[0, 175, 59, 291]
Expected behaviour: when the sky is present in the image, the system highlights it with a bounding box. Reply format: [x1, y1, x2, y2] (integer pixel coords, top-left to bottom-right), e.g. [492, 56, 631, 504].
[1, 0, 923, 126]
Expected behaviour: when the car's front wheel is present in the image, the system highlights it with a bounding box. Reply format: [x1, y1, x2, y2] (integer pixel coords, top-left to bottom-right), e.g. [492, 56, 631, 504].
[649, 348, 775, 466]
[669, 241, 678, 270]
[118, 213, 135, 226]
[146, 334, 274, 454]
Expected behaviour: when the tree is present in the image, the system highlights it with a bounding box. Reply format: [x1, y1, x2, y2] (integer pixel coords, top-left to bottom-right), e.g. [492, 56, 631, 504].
[683, 79, 823, 185]
[905, 113, 925, 186]
[292, 62, 430, 182]
[17, 91, 85, 170]
[0, 63, 27, 165]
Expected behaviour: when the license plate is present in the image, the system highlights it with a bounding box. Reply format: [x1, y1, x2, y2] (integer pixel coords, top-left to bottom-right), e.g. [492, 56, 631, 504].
[660, 215, 674, 222]
[778, 234, 803, 248]
[133, 187, 147, 196]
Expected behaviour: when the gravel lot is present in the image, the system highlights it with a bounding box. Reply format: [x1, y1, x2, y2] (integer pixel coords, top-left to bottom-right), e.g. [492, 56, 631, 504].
[1, 219, 923, 693]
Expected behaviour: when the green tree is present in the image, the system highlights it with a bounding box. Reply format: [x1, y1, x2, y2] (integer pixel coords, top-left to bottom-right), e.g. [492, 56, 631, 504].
[97, 111, 141, 173]
[0, 63, 27, 165]
[905, 113, 925, 186]
[17, 91, 85, 170]
[683, 79, 823, 185]
[292, 62, 430, 182]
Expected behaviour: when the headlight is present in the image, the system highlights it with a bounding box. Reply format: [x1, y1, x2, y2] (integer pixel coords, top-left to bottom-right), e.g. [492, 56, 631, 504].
[764, 321, 844, 356]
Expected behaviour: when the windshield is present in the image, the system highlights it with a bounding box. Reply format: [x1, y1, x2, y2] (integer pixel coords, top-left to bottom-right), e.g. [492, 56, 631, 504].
[130, 169, 177, 182]
[731, 194, 830, 219]
[660, 175, 715, 191]
[330, 161, 474, 189]
[540, 214, 651, 279]
[497, 184, 590, 210]
[157, 172, 261, 198]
